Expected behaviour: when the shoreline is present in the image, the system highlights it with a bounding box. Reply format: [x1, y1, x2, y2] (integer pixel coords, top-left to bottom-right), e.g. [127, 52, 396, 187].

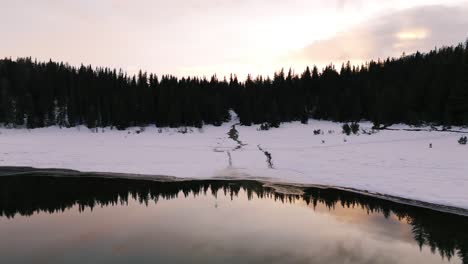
[2, 166, 467, 217]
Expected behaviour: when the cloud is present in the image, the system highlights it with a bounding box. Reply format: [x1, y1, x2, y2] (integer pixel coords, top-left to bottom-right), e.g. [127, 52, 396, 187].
[2, 1, 467, 78]
[336, 0, 364, 10]
[290, 4, 468, 67]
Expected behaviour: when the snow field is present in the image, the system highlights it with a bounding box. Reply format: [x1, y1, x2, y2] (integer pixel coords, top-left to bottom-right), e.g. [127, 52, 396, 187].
[1, 120, 467, 209]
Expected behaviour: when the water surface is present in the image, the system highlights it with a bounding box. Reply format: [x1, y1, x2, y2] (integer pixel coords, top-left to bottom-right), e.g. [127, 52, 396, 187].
[0, 175, 467, 264]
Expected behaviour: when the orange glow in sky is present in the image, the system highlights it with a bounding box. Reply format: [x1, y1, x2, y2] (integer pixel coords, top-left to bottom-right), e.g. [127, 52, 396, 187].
[1, 0, 467, 78]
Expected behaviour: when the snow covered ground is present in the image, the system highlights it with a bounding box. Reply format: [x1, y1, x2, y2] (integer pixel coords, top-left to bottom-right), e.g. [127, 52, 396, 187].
[1, 119, 467, 210]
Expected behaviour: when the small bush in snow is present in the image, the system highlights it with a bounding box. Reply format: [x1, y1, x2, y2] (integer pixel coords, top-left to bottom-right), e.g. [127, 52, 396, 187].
[313, 129, 321, 135]
[178, 127, 190, 134]
[350, 123, 360, 134]
[259, 123, 271, 131]
[459, 136, 467, 145]
[342, 123, 351, 135]
[342, 122, 360, 135]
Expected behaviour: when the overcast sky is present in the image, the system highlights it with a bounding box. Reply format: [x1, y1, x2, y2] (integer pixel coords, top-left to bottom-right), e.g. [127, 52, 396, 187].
[1, 0, 467, 78]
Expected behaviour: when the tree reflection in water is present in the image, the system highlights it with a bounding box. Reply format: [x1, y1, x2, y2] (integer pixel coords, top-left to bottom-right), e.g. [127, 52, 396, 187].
[0, 175, 467, 262]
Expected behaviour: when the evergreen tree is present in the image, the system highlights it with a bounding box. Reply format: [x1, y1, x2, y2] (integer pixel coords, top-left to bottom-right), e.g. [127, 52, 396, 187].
[1, 40, 468, 129]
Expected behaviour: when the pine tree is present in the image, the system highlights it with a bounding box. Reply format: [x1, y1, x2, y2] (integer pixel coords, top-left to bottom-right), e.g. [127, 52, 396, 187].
[1, 40, 468, 129]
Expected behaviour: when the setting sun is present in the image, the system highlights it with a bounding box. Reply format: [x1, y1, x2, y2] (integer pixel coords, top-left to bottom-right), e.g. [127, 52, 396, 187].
[396, 28, 430, 40]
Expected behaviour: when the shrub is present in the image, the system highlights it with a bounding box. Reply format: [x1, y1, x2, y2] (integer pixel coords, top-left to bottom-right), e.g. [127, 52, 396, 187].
[459, 136, 467, 145]
[259, 123, 271, 131]
[350, 122, 360, 134]
[342, 123, 351, 135]
[313, 129, 321, 135]
[178, 127, 188, 134]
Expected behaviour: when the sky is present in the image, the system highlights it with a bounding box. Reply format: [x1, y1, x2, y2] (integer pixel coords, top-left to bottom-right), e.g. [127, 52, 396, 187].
[1, 0, 467, 78]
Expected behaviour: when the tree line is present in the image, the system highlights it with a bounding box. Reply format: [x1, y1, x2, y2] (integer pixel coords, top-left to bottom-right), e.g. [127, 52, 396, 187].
[1, 40, 467, 129]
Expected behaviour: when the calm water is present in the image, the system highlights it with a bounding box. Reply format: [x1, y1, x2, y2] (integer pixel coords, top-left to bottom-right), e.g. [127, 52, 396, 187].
[0, 175, 467, 264]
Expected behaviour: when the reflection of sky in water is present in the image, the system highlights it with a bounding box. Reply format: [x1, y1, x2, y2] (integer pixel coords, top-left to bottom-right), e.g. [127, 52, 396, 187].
[0, 190, 459, 264]
[307, 199, 415, 243]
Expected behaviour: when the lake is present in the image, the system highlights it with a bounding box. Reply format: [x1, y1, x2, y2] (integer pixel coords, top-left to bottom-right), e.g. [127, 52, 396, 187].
[0, 175, 467, 264]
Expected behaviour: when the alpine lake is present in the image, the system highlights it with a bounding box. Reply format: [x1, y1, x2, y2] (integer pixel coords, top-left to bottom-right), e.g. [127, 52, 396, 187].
[0, 172, 467, 264]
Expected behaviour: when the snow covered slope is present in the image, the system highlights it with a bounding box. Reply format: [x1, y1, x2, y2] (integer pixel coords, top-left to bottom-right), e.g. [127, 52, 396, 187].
[1, 120, 467, 210]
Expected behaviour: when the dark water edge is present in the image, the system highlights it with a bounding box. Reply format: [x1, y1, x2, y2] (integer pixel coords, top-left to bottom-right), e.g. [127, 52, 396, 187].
[0, 167, 467, 263]
[1, 166, 468, 217]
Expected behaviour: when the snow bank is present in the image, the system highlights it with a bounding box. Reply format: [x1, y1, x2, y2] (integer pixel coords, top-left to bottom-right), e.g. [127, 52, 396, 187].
[1, 121, 467, 210]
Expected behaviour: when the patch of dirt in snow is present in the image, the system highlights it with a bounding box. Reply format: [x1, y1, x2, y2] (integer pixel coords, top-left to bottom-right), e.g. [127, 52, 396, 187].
[257, 145, 274, 169]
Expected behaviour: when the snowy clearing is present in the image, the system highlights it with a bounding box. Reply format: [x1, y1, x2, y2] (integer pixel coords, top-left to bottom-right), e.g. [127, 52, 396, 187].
[1, 120, 468, 210]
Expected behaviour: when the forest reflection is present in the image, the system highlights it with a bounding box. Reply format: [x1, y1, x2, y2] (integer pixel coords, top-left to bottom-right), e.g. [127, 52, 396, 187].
[0, 175, 467, 263]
